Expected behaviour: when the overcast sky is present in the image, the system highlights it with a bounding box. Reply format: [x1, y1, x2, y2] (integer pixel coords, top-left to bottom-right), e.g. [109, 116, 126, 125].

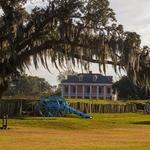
[26, 0, 150, 85]
[110, 0, 150, 46]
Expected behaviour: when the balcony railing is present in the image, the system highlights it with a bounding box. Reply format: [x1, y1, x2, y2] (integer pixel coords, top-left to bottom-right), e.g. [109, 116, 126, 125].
[63, 92, 111, 98]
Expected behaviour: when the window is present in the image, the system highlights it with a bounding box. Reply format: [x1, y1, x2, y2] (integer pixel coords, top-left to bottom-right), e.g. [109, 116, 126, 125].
[99, 87, 102, 94]
[107, 87, 111, 94]
[73, 86, 76, 93]
[87, 86, 90, 93]
[79, 75, 83, 82]
[65, 86, 68, 93]
[93, 75, 97, 81]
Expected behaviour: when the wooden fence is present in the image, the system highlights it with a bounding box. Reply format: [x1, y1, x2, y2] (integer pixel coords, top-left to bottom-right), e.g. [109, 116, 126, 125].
[0, 100, 22, 117]
[0, 100, 36, 117]
[0, 100, 144, 117]
[70, 102, 138, 113]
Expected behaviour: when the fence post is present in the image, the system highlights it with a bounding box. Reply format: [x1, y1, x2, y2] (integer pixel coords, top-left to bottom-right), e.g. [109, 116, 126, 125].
[1, 114, 8, 129]
[19, 100, 22, 116]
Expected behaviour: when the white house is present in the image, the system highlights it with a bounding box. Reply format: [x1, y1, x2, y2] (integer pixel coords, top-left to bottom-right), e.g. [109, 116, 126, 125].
[61, 71, 113, 100]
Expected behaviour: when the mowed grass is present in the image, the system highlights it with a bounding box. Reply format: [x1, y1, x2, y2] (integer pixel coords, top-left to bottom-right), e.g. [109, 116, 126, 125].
[68, 98, 147, 104]
[1, 113, 150, 150]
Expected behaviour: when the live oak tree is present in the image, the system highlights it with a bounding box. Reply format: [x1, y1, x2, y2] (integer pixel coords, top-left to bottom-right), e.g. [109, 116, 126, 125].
[0, 0, 150, 98]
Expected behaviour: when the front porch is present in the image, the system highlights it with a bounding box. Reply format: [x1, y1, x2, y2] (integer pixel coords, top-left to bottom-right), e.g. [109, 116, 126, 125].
[62, 84, 112, 100]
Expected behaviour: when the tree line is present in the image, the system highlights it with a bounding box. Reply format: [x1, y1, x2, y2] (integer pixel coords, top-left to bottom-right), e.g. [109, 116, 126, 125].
[3, 73, 149, 100]
[3, 75, 60, 97]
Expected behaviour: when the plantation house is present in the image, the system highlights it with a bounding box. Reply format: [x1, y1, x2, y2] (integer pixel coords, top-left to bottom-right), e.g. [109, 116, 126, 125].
[61, 71, 113, 100]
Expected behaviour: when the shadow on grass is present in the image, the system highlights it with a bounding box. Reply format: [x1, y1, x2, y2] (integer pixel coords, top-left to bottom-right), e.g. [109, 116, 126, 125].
[132, 121, 150, 125]
[10, 116, 57, 120]
[9, 115, 80, 120]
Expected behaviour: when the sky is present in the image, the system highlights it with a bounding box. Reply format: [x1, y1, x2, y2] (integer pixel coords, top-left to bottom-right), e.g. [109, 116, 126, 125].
[26, 0, 150, 85]
[110, 0, 150, 46]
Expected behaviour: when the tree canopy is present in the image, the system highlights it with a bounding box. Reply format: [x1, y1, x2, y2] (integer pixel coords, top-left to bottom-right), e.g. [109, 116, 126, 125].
[4, 74, 52, 97]
[57, 69, 76, 82]
[0, 0, 149, 97]
[113, 76, 150, 100]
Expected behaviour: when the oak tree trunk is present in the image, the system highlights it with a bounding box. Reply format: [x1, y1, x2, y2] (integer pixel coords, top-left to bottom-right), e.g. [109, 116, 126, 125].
[0, 82, 8, 99]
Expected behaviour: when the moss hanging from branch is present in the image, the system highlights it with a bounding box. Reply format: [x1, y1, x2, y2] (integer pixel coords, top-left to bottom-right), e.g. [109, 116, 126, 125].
[0, 0, 149, 97]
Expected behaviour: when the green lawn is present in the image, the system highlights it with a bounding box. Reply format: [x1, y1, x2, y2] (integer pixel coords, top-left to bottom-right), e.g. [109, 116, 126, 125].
[68, 98, 147, 105]
[0, 113, 150, 150]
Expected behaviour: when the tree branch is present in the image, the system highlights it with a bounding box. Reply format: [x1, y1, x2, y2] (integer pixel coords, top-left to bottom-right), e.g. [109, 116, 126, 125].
[18, 39, 121, 66]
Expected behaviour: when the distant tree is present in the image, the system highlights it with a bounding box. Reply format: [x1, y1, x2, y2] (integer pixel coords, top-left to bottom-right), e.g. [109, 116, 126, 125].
[113, 76, 150, 100]
[57, 69, 76, 83]
[4, 75, 52, 97]
[56, 69, 76, 96]
[51, 85, 62, 96]
[0, 0, 149, 98]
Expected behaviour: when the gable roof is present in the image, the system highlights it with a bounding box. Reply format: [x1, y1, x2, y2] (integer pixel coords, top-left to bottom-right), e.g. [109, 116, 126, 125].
[61, 73, 113, 84]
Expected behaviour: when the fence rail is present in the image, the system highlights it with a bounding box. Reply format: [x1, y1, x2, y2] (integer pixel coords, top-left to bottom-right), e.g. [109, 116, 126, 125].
[0, 101, 22, 117]
[70, 102, 138, 113]
[0, 100, 144, 117]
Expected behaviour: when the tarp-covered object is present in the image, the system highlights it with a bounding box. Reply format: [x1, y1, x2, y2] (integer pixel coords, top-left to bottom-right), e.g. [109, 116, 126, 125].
[36, 96, 92, 119]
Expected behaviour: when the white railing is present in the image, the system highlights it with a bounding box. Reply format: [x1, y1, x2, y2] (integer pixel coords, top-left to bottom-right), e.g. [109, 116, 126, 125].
[63, 92, 111, 99]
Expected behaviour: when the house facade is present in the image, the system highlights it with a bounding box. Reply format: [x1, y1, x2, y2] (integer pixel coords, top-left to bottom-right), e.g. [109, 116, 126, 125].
[61, 72, 113, 100]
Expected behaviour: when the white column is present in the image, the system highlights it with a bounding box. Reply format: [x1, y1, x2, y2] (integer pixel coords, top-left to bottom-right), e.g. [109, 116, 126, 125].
[76, 85, 78, 98]
[61, 85, 64, 97]
[82, 85, 85, 99]
[96, 86, 99, 100]
[114, 89, 118, 101]
[68, 85, 71, 98]
[104, 86, 106, 100]
[90, 85, 92, 99]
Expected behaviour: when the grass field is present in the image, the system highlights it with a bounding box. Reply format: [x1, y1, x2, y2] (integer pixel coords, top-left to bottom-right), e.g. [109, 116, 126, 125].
[68, 99, 148, 104]
[1, 113, 150, 150]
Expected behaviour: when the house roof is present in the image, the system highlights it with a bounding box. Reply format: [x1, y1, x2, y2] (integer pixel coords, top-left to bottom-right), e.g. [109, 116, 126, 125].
[61, 72, 113, 84]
